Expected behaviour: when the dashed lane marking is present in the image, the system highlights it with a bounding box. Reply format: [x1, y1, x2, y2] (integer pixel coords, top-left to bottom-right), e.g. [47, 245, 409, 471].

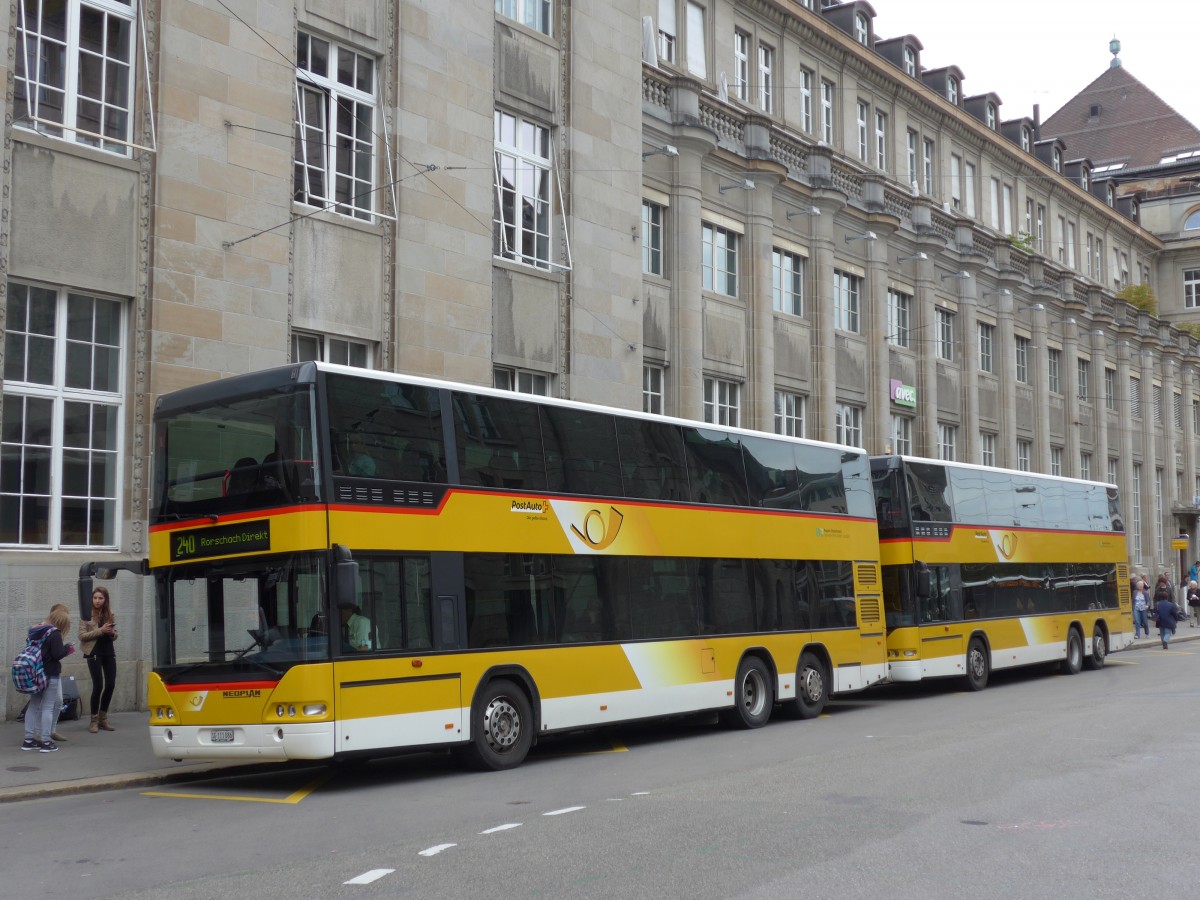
[480, 823, 523, 834]
[418, 844, 457, 857]
[543, 805, 585, 816]
[344, 869, 394, 885]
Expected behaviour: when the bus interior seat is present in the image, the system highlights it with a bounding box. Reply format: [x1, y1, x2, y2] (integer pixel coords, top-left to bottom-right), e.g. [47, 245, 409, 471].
[226, 457, 259, 494]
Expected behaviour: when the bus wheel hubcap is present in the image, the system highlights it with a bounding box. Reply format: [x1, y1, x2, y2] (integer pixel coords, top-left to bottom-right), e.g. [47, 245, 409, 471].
[801, 667, 823, 702]
[483, 698, 520, 751]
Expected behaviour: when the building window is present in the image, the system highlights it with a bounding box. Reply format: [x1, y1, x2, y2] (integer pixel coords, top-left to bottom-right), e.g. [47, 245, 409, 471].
[1175, 392, 1183, 430]
[1131, 464, 1142, 556]
[1057, 216, 1066, 263]
[821, 80, 835, 143]
[964, 161, 976, 217]
[946, 75, 959, 105]
[772, 249, 805, 316]
[1047, 348, 1061, 393]
[907, 130, 919, 188]
[799, 69, 813, 133]
[935, 308, 955, 361]
[835, 403, 863, 448]
[1187, 210, 1200, 231]
[978, 322, 994, 373]
[887, 288, 912, 347]
[986, 102, 997, 129]
[14, 0, 136, 156]
[1130, 375, 1141, 418]
[758, 42, 774, 113]
[495, 367, 550, 395]
[892, 415, 913, 455]
[856, 101, 869, 161]
[833, 270, 862, 333]
[1080, 452, 1091, 482]
[293, 333, 370, 367]
[1052, 147, 1062, 172]
[854, 12, 869, 45]
[494, 110, 553, 269]
[989, 178, 1000, 230]
[685, 1, 706, 77]
[923, 138, 935, 196]
[733, 30, 750, 101]
[1077, 358, 1090, 401]
[2, 283, 125, 548]
[295, 33, 377, 221]
[643, 365, 665, 415]
[1021, 127, 1031, 152]
[1036, 204, 1046, 254]
[980, 432, 996, 467]
[875, 111, 888, 170]
[1153, 383, 1163, 422]
[949, 154, 962, 210]
[1050, 447, 1063, 477]
[642, 200, 664, 276]
[1105, 368, 1116, 410]
[657, 0, 677, 62]
[1017, 440, 1031, 472]
[702, 223, 739, 296]
[937, 423, 957, 461]
[1067, 221, 1077, 269]
[496, 0, 551, 35]
[1185, 269, 1200, 308]
[1093, 237, 1104, 282]
[1195, 398, 1200, 433]
[704, 377, 740, 427]
[1002, 184, 1014, 236]
[1015, 336, 1029, 383]
[1108, 458, 1118, 488]
[903, 46, 916, 77]
[774, 390, 805, 437]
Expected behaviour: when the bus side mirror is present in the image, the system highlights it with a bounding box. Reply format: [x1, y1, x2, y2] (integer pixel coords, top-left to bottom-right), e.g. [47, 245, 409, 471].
[915, 569, 931, 599]
[332, 545, 360, 608]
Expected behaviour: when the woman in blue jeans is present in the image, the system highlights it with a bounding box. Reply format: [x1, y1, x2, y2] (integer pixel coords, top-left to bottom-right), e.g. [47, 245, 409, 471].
[21, 606, 75, 752]
[1132, 580, 1151, 638]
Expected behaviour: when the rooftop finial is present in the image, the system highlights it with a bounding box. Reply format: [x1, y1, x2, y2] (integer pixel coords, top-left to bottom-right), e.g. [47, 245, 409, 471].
[1109, 36, 1121, 68]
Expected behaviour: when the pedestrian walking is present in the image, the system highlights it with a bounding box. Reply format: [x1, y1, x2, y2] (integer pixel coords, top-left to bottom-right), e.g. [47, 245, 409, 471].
[79, 586, 119, 733]
[1189, 581, 1200, 628]
[1132, 579, 1151, 639]
[1156, 590, 1182, 649]
[20, 606, 75, 753]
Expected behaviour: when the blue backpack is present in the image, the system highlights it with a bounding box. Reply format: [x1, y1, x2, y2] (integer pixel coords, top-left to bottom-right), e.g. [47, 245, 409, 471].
[11, 626, 51, 695]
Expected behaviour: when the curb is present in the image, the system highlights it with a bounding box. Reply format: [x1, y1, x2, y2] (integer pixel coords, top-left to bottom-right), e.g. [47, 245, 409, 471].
[0, 761, 279, 805]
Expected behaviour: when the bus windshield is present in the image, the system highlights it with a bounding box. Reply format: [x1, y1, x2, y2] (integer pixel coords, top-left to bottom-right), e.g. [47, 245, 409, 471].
[155, 552, 329, 677]
[152, 383, 319, 522]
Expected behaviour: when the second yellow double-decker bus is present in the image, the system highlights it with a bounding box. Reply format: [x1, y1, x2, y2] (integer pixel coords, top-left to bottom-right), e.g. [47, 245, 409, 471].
[871, 456, 1132, 690]
[125, 363, 887, 769]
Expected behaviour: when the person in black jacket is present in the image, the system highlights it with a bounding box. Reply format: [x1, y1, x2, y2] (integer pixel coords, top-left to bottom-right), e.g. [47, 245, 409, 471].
[1155, 592, 1182, 650]
[21, 606, 75, 752]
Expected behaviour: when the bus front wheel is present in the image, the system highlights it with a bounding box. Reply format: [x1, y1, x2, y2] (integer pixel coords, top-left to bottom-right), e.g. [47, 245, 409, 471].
[1084, 626, 1107, 670]
[721, 656, 773, 729]
[964, 639, 989, 691]
[1061, 629, 1084, 675]
[461, 679, 534, 771]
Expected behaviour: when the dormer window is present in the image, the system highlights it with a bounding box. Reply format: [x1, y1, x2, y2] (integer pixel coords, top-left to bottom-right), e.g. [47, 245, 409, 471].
[986, 103, 996, 129]
[1021, 127, 1031, 152]
[1052, 148, 1062, 172]
[1081, 168, 1090, 190]
[947, 75, 959, 105]
[854, 13, 869, 46]
[903, 46, 916, 77]
[1107, 184, 1115, 207]
[1130, 200, 1139, 221]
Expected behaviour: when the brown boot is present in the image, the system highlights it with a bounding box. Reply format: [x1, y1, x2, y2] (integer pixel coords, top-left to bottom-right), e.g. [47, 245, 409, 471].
[88, 715, 99, 734]
[51, 731, 68, 742]
[98, 712, 116, 732]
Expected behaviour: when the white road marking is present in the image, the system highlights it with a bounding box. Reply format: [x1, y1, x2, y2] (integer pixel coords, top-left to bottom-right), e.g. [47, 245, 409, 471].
[543, 805, 585, 816]
[632, 791, 650, 796]
[418, 844, 457, 857]
[480, 823, 523, 834]
[344, 869, 394, 885]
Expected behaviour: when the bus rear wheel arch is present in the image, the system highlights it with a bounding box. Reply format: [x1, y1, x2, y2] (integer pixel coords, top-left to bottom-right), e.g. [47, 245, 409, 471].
[721, 654, 774, 729]
[1061, 627, 1084, 675]
[460, 678, 534, 771]
[964, 637, 990, 691]
[1084, 624, 1107, 670]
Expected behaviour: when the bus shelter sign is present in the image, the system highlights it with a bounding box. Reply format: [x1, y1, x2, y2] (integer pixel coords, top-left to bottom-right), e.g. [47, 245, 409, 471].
[890, 379, 917, 408]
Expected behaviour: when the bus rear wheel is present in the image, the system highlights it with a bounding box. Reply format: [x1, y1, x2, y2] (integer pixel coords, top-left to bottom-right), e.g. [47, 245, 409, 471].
[782, 651, 828, 720]
[461, 679, 533, 771]
[721, 656, 773, 729]
[964, 639, 989, 691]
[1084, 626, 1107, 670]
[1061, 629, 1084, 675]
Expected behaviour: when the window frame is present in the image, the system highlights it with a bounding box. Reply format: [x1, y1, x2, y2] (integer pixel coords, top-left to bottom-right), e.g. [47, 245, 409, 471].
[833, 269, 862, 334]
[978, 322, 994, 373]
[643, 364, 665, 415]
[935, 308, 954, 361]
[887, 288, 911, 348]
[494, 108, 555, 270]
[495, 0, 552, 36]
[292, 332, 371, 368]
[772, 249, 805, 317]
[835, 402, 863, 448]
[642, 199, 665, 276]
[774, 390, 805, 438]
[703, 377, 740, 427]
[494, 366, 550, 396]
[1015, 336, 1029, 383]
[702, 222, 739, 297]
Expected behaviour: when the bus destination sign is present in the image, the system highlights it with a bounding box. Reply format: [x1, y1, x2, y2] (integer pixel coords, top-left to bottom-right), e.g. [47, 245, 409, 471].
[170, 520, 271, 562]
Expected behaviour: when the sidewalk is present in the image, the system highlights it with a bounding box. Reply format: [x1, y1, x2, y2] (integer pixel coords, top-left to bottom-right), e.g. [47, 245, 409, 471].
[4, 630, 1199, 803]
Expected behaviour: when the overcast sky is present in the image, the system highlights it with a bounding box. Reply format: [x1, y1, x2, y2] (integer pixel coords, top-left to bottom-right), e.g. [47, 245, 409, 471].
[871, 0, 1198, 129]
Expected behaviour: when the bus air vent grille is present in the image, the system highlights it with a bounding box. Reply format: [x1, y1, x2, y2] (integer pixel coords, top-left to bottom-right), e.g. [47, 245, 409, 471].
[858, 597, 882, 624]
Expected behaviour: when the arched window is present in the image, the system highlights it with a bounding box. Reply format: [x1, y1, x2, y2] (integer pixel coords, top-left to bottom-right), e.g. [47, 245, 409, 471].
[1185, 210, 1200, 231]
[986, 103, 996, 129]
[854, 13, 869, 46]
[947, 76, 959, 105]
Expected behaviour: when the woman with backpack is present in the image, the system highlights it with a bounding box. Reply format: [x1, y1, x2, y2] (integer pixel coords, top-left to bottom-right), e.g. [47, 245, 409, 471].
[20, 606, 75, 753]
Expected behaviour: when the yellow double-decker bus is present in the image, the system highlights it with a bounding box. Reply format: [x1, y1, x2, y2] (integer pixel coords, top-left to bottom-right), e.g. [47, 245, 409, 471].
[870, 456, 1132, 690]
[111, 363, 887, 769]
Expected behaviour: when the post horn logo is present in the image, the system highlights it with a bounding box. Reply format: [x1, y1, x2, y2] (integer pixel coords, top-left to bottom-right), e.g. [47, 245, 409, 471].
[570, 506, 624, 550]
[997, 531, 1018, 560]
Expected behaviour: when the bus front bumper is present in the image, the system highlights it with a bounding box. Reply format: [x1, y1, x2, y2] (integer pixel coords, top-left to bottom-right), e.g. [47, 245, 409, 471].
[150, 722, 334, 761]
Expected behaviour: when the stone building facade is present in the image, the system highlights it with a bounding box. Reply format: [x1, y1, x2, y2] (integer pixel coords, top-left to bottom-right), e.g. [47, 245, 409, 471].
[2, 0, 1198, 714]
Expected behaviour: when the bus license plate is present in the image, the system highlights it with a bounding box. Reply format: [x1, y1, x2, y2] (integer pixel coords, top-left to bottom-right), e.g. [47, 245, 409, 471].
[211, 729, 235, 743]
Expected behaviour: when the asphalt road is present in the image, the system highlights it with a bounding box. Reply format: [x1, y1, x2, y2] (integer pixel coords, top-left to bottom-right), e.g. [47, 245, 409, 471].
[5, 644, 1198, 899]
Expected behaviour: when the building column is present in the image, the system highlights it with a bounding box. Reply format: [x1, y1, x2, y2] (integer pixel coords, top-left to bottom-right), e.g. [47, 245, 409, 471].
[1090, 326, 1110, 479]
[1061, 317, 1081, 476]
[809, 190, 848, 443]
[1115, 339, 1138, 562]
[744, 167, 785, 432]
[1031, 303, 1051, 472]
[866, 223, 897, 453]
[1139, 347, 1160, 569]
[955, 271, 980, 464]
[993, 286, 1019, 469]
